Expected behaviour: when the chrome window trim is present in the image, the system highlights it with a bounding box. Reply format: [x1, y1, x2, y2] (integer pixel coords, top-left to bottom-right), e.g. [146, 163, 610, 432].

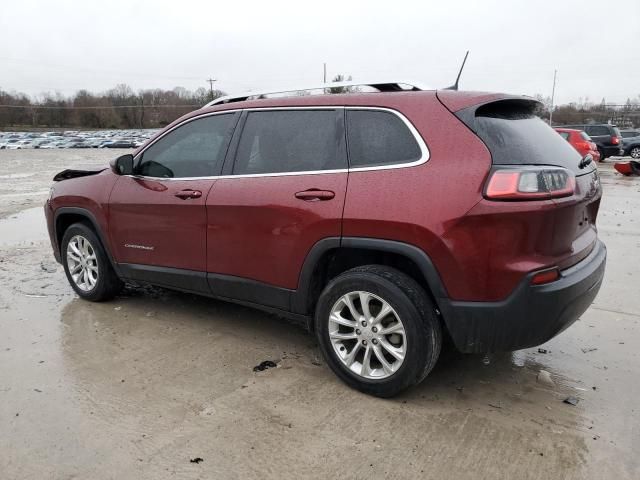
[131, 106, 429, 181]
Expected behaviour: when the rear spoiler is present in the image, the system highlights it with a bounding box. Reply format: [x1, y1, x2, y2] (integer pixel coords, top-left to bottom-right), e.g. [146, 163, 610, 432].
[436, 90, 537, 113]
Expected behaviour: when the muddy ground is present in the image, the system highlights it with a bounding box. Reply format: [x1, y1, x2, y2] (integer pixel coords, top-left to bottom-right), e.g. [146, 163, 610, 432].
[0, 150, 638, 479]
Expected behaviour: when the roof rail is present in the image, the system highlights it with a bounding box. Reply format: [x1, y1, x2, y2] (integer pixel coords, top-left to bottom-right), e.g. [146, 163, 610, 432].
[203, 80, 431, 108]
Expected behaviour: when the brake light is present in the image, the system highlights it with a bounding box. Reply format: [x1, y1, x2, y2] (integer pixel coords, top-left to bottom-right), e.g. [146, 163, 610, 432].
[485, 167, 575, 200]
[576, 142, 591, 152]
[531, 268, 560, 285]
[611, 136, 620, 145]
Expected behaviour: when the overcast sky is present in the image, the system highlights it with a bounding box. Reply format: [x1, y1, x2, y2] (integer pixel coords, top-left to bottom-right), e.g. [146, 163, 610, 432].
[1, 0, 639, 105]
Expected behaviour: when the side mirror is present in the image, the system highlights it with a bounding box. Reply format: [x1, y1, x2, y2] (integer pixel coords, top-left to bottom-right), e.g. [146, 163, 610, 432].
[110, 154, 134, 175]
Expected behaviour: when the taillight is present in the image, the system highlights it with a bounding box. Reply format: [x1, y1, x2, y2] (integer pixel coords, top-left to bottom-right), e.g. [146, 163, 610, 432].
[611, 136, 620, 145]
[485, 166, 576, 200]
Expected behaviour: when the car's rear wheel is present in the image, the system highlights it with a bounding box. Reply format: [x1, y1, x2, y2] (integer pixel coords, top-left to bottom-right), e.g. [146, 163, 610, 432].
[630, 147, 640, 159]
[61, 223, 122, 301]
[314, 265, 441, 397]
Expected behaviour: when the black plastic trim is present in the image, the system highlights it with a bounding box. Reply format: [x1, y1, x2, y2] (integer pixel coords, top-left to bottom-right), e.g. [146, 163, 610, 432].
[53, 207, 121, 275]
[291, 237, 342, 314]
[438, 240, 607, 353]
[340, 237, 449, 299]
[119, 263, 209, 295]
[291, 236, 449, 315]
[207, 273, 292, 311]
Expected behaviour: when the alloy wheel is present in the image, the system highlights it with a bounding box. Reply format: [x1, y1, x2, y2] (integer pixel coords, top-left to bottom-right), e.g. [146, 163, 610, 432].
[328, 291, 406, 380]
[66, 235, 99, 292]
[630, 147, 640, 159]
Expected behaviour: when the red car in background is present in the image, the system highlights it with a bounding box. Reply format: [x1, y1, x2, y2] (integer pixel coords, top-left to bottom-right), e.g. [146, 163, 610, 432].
[555, 128, 601, 162]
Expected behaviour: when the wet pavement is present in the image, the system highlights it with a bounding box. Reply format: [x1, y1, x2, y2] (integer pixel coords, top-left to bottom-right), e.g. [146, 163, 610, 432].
[0, 151, 638, 479]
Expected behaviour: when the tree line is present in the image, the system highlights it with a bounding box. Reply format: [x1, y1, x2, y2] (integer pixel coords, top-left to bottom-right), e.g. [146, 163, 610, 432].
[535, 94, 640, 128]
[1, 82, 639, 130]
[0, 84, 224, 129]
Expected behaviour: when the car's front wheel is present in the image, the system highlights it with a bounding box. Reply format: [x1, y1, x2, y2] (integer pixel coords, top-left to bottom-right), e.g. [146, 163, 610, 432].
[61, 223, 122, 301]
[314, 265, 441, 397]
[630, 146, 640, 159]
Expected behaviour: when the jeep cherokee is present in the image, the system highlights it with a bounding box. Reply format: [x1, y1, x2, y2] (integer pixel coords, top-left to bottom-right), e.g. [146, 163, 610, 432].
[45, 81, 606, 397]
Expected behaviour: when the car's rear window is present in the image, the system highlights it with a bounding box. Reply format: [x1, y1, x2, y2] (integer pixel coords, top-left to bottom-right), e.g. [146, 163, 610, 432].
[456, 99, 591, 175]
[580, 132, 591, 141]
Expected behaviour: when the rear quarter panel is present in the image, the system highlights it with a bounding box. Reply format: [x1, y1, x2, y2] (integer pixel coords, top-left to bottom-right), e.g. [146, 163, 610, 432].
[342, 94, 492, 299]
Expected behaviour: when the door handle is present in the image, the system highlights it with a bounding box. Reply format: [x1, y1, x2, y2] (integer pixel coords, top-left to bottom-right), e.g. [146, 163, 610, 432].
[294, 189, 335, 201]
[174, 189, 202, 200]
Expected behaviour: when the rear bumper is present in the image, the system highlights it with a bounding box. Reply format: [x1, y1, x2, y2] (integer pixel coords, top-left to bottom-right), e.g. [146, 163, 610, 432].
[600, 145, 623, 158]
[439, 240, 606, 353]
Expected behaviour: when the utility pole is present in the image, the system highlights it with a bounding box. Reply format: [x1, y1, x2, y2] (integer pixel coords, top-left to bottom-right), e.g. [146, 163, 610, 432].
[323, 63, 327, 83]
[549, 69, 557, 126]
[206, 78, 217, 100]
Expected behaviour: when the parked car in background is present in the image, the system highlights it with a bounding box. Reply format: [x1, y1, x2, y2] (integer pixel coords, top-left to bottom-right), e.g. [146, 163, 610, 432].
[0, 129, 157, 150]
[554, 128, 601, 162]
[104, 140, 137, 148]
[620, 130, 640, 159]
[560, 124, 622, 160]
[45, 82, 606, 397]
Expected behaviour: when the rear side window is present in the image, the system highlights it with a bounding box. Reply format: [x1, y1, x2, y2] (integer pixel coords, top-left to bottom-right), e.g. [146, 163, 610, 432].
[233, 110, 345, 175]
[346, 110, 421, 168]
[138, 114, 235, 178]
[558, 132, 570, 141]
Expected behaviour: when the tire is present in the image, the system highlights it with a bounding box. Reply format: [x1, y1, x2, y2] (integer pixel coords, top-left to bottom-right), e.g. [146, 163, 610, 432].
[598, 148, 606, 161]
[61, 223, 122, 301]
[314, 265, 441, 397]
[630, 147, 640, 159]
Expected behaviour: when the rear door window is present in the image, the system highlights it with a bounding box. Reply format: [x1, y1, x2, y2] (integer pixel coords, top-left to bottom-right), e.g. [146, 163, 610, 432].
[346, 110, 422, 168]
[233, 110, 345, 174]
[558, 132, 570, 141]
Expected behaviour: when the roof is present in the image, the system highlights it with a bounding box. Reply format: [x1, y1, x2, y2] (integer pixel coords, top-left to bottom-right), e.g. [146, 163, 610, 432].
[203, 80, 432, 107]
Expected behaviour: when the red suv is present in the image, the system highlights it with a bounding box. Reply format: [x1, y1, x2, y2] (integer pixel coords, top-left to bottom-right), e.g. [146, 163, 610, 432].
[45, 82, 606, 397]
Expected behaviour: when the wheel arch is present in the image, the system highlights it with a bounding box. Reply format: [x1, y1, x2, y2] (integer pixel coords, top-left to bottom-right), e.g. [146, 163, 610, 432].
[293, 237, 449, 319]
[54, 207, 120, 275]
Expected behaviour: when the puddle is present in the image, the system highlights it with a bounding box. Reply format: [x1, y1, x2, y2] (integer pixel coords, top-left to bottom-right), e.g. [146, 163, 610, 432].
[0, 207, 48, 246]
